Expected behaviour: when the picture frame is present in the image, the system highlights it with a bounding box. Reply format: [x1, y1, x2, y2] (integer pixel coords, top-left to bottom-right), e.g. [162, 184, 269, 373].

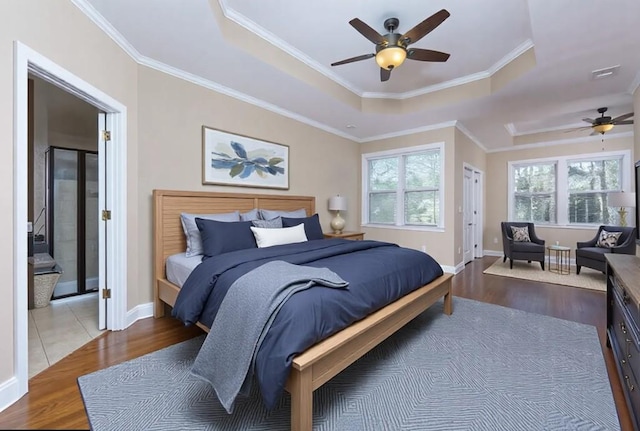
[202, 126, 289, 190]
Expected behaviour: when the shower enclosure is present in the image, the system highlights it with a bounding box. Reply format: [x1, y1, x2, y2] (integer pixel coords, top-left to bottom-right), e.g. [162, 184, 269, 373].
[48, 147, 99, 299]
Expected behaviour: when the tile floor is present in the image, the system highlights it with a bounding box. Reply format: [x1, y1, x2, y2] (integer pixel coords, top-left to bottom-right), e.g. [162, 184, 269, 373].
[28, 293, 105, 379]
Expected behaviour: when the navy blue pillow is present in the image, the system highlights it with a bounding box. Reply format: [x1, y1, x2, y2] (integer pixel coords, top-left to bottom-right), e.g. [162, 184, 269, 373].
[195, 218, 256, 259]
[281, 213, 324, 241]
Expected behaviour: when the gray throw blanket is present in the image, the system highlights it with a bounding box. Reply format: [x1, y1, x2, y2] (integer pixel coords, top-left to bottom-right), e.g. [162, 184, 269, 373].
[191, 260, 349, 413]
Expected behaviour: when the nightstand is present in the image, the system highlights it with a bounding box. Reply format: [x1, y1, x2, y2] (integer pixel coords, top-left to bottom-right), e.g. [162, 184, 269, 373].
[323, 231, 365, 241]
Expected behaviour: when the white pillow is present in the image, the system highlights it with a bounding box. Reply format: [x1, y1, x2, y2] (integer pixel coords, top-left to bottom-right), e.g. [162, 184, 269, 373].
[250, 223, 308, 248]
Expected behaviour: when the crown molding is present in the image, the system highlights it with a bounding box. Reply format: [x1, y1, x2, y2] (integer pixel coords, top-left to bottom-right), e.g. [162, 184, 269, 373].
[487, 130, 633, 153]
[70, 0, 142, 60]
[506, 122, 588, 137]
[454, 122, 488, 152]
[363, 39, 535, 100]
[359, 121, 457, 143]
[217, 1, 363, 96]
[138, 56, 359, 142]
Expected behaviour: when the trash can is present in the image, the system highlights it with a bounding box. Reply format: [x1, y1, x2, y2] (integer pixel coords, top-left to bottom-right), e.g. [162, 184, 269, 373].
[29, 253, 63, 308]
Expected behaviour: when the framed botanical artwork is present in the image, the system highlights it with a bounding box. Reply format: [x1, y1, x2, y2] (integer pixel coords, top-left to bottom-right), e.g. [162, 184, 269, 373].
[201, 126, 289, 190]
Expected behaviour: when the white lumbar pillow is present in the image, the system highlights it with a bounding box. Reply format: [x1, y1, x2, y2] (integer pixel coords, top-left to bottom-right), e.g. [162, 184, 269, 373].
[250, 223, 308, 248]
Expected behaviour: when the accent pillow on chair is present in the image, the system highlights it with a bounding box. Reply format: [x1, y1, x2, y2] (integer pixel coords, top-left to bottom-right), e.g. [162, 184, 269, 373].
[510, 226, 531, 242]
[596, 230, 622, 248]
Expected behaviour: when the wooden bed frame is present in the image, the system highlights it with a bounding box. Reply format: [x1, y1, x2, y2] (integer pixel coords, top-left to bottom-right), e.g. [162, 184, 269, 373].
[153, 189, 453, 431]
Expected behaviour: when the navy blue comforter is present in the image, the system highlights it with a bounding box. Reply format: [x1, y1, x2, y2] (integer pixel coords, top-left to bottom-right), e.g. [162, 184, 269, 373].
[173, 239, 443, 409]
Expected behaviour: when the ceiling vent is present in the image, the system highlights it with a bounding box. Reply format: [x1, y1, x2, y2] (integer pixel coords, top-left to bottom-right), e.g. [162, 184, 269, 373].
[591, 65, 620, 80]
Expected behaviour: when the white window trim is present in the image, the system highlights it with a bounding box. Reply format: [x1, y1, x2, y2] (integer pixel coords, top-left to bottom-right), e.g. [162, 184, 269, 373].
[507, 149, 632, 227]
[362, 142, 445, 229]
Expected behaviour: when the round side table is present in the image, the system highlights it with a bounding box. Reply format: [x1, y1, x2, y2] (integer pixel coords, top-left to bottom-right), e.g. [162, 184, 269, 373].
[547, 245, 571, 275]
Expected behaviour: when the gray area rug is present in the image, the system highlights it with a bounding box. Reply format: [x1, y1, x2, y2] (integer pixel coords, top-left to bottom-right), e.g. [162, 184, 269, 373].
[78, 297, 619, 430]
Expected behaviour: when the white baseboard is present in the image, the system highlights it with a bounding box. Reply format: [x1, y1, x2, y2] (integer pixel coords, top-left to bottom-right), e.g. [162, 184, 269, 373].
[0, 377, 19, 414]
[125, 302, 154, 329]
[483, 249, 502, 257]
[441, 261, 466, 274]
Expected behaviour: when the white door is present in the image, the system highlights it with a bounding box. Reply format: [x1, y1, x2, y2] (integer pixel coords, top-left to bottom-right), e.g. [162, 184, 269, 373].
[463, 167, 474, 264]
[473, 170, 483, 258]
[97, 113, 107, 329]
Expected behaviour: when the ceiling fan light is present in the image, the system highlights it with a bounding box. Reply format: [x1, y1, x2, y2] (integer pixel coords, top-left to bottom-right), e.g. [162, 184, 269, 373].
[375, 47, 406, 70]
[593, 123, 614, 134]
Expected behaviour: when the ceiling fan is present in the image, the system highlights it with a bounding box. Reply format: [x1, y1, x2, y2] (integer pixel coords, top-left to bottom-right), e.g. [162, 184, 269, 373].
[576, 107, 634, 135]
[330, 9, 451, 82]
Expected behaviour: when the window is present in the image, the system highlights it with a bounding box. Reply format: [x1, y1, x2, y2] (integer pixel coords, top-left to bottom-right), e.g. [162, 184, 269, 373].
[512, 162, 557, 223]
[363, 144, 443, 228]
[509, 151, 629, 226]
[568, 158, 621, 224]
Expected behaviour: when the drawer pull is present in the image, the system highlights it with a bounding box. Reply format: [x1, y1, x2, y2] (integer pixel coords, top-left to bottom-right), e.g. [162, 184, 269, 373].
[625, 375, 635, 392]
[626, 339, 633, 358]
[623, 290, 631, 305]
[620, 322, 628, 334]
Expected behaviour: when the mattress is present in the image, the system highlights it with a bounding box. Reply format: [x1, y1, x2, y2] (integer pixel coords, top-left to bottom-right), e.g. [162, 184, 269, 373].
[165, 253, 202, 287]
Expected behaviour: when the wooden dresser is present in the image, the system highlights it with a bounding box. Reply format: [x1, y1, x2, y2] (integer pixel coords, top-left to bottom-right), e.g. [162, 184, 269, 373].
[607, 254, 640, 430]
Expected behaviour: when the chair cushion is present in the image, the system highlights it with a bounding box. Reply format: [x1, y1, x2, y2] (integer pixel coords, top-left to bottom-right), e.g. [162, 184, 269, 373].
[596, 229, 622, 248]
[511, 241, 544, 253]
[511, 226, 531, 242]
[576, 246, 610, 261]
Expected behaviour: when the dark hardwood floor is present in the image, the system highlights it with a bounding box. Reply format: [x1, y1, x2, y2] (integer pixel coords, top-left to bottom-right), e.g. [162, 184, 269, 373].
[0, 256, 631, 430]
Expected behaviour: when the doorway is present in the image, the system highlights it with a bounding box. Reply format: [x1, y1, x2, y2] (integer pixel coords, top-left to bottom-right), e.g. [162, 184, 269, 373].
[463, 163, 484, 265]
[13, 42, 128, 404]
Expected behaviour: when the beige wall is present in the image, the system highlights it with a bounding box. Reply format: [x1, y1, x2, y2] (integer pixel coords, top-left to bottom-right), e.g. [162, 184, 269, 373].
[359, 127, 457, 266]
[0, 0, 360, 394]
[484, 136, 635, 255]
[136, 66, 360, 305]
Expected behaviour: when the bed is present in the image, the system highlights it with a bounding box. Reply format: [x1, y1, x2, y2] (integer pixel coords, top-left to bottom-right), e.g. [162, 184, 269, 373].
[153, 189, 453, 431]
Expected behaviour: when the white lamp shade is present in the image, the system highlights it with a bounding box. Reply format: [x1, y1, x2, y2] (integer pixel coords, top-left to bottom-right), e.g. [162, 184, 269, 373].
[328, 195, 347, 211]
[608, 192, 636, 208]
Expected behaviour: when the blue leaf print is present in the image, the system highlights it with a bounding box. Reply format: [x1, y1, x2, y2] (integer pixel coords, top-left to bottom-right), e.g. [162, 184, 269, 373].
[230, 141, 247, 159]
[239, 164, 255, 178]
[211, 159, 237, 169]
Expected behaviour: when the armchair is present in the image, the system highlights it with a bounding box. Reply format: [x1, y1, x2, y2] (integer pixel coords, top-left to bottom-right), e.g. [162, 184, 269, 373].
[501, 222, 546, 270]
[575, 225, 637, 274]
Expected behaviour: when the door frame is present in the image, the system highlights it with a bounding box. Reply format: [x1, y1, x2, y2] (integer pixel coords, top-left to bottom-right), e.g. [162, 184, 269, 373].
[462, 166, 474, 264]
[13, 41, 128, 402]
[462, 162, 484, 261]
[472, 168, 484, 258]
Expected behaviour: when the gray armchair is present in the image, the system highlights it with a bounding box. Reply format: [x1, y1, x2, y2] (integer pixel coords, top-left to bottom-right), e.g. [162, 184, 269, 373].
[501, 222, 546, 270]
[575, 225, 637, 274]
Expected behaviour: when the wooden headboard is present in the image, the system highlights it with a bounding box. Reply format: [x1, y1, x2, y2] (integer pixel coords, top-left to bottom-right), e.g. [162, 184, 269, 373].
[153, 189, 316, 283]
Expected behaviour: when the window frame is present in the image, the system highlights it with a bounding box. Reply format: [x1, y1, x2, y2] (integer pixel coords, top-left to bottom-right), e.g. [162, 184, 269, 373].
[508, 150, 631, 227]
[362, 142, 445, 231]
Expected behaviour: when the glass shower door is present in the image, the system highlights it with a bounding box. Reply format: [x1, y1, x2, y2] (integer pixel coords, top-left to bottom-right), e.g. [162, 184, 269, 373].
[50, 147, 99, 298]
[51, 148, 79, 297]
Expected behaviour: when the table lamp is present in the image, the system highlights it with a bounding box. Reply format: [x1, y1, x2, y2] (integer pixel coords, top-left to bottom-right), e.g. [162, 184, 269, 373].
[328, 195, 347, 234]
[608, 191, 636, 227]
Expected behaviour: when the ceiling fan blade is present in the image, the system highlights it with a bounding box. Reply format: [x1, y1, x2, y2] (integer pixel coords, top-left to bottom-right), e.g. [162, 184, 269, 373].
[581, 118, 596, 124]
[331, 53, 375, 66]
[612, 112, 634, 123]
[380, 68, 391, 82]
[407, 48, 450, 62]
[401, 9, 450, 45]
[349, 18, 384, 45]
[614, 120, 634, 125]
